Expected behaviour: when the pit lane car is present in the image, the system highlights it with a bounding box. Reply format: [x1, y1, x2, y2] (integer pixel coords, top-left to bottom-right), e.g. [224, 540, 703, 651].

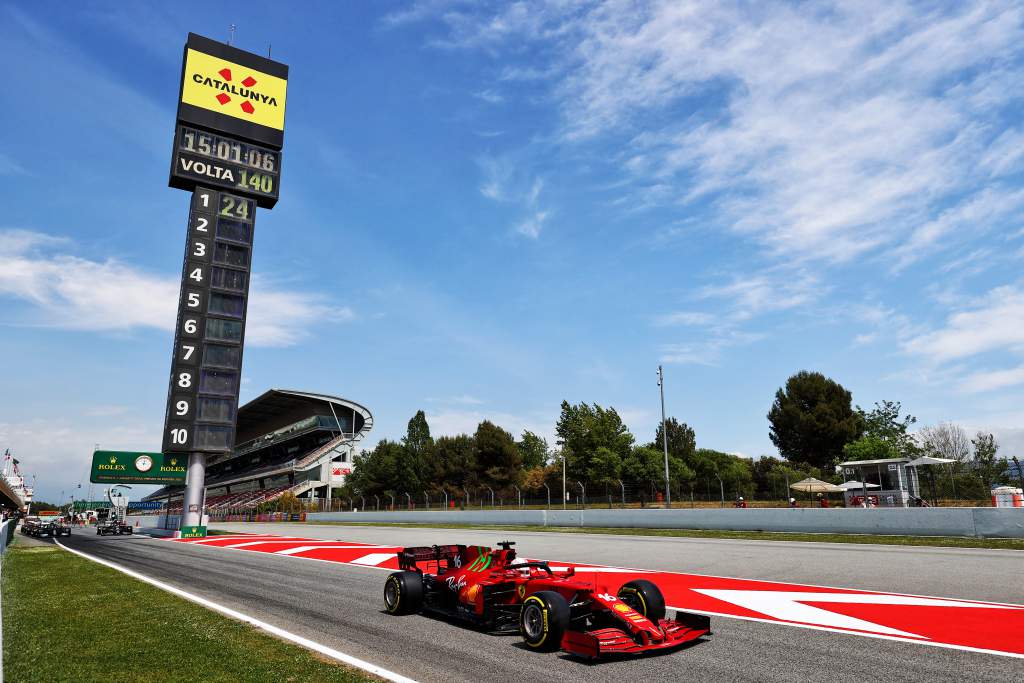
[20, 516, 48, 537]
[383, 541, 710, 658]
[51, 518, 72, 537]
[96, 519, 133, 536]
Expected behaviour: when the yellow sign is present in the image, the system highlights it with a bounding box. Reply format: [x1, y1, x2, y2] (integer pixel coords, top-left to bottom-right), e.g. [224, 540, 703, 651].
[180, 48, 287, 131]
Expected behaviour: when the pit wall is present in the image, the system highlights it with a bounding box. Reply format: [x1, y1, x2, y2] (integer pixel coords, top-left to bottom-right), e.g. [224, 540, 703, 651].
[305, 508, 1024, 539]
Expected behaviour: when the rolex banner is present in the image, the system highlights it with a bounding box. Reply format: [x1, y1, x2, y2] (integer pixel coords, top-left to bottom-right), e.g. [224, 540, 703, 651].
[89, 450, 188, 484]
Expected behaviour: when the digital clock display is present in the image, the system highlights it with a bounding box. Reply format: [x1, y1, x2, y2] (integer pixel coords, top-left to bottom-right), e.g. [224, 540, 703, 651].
[169, 125, 281, 207]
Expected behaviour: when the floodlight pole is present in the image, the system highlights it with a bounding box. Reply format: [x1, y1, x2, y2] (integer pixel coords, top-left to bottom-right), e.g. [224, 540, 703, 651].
[658, 365, 671, 508]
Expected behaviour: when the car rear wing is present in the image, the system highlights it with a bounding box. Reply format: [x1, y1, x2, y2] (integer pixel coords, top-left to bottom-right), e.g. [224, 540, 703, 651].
[398, 544, 466, 572]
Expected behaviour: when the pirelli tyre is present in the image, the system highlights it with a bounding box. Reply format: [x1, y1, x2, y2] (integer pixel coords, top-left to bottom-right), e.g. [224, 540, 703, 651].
[519, 591, 570, 652]
[617, 579, 666, 623]
[383, 571, 423, 615]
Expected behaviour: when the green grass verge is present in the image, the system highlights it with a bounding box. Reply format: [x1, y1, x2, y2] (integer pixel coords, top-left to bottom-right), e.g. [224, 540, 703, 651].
[1, 545, 375, 683]
[291, 520, 1024, 550]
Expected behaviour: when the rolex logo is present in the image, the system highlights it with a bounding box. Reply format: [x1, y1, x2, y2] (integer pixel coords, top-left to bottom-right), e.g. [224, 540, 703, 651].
[109, 456, 118, 464]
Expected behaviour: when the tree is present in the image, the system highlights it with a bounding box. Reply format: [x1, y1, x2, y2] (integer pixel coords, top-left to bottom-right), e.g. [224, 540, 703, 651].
[651, 418, 696, 462]
[555, 401, 634, 485]
[475, 421, 521, 491]
[403, 410, 433, 456]
[751, 456, 782, 499]
[971, 432, 1008, 492]
[621, 446, 664, 486]
[767, 371, 861, 469]
[347, 440, 402, 496]
[517, 431, 549, 470]
[843, 435, 899, 461]
[856, 400, 919, 459]
[431, 434, 477, 491]
[689, 449, 754, 500]
[917, 422, 970, 462]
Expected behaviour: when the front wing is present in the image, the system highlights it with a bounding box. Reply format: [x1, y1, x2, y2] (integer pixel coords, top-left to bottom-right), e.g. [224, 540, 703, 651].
[563, 612, 711, 658]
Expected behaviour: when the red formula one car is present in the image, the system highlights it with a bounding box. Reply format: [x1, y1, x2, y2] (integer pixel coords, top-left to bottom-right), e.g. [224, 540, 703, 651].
[383, 541, 710, 658]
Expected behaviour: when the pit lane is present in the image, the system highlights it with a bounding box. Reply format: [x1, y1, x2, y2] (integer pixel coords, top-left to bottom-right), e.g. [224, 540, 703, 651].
[58, 524, 1024, 682]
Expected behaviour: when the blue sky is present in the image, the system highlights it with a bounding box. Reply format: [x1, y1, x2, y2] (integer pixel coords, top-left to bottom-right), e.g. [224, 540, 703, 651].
[3, 1, 1024, 503]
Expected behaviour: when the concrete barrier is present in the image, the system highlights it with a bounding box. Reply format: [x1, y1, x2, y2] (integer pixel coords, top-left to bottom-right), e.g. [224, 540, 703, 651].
[972, 508, 1024, 538]
[0, 519, 12, 556]
[307, 507, 1024, 538]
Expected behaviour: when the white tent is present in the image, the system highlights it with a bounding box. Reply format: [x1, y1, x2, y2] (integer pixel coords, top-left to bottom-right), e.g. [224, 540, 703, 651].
[906, 455, 958, 504]
[906, 456, 957, 467]
[837, 480, 880, 491]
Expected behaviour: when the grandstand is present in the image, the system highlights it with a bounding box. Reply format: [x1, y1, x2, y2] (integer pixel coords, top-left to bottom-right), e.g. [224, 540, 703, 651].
[144, 389, 372, 513]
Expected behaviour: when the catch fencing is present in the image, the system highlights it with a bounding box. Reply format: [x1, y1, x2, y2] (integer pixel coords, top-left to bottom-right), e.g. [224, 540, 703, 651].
[306, 507, 1024, 538]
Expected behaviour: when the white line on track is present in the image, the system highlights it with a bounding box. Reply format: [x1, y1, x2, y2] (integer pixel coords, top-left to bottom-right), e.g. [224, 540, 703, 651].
[273, 545, 393, 555]
[55, 540, 419, 683]
[666, 604, 1024, 660]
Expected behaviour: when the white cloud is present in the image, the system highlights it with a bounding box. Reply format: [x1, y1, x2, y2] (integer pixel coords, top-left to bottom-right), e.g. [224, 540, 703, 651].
[405, 2, 1024, 266]
[515, 210, 548, 239]
[0, 229, 353, 347]
[697, 270, 822, 320]
[474, 89, 504, 104]
[0, 415, 161, 504]
[660, 330, 765, 366]
[903, 285, 1024, 363]
[960, 365, 1024, 394]
[654, 268, 817, 364]
[654, 311, 716, 327]
[477, 153, 551, 238]
[0, 153, 28, 176]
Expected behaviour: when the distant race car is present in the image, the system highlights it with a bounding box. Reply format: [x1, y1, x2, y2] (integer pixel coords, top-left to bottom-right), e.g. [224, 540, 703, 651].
[383, 541, 711, 658]
[96, 519, 133, 536]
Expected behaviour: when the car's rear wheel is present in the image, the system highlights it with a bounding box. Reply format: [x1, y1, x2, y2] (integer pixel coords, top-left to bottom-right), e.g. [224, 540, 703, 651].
[617, 579, 666, 623]
[383, 571, 423, 615]
[520, 591, 570, 651]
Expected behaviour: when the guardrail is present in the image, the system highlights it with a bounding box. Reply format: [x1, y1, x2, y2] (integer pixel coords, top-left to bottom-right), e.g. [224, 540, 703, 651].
[0, 518, 12, 683]
[0, 518, 12, 556]
[306, 507, 1024, 538]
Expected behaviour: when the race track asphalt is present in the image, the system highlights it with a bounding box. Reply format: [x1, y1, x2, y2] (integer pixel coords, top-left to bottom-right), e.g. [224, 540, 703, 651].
[59, 523, 1024, 682]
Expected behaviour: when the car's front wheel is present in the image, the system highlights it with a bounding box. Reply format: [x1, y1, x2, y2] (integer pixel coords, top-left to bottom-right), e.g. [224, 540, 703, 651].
[617, 579, 666, 623]
[519, 591, 570, 651]
[383, 571, 423, 615]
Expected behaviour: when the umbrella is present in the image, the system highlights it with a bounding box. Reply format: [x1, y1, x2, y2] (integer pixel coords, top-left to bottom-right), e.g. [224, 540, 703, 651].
[837, 480, 880, 490]
[790, 478, 845, 493]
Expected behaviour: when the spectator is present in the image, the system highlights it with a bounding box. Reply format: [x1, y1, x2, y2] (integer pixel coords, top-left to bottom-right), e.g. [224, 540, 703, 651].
[817, 493, 829, 508]
[788, 497, 798, 508]
[733, 496, 747, 508]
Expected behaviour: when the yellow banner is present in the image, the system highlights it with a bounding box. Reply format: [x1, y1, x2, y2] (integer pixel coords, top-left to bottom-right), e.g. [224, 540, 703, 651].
[181, 48, 287, 131]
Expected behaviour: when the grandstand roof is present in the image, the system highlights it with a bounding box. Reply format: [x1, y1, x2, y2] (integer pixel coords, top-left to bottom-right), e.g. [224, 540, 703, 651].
[235, 389, 373, 443]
